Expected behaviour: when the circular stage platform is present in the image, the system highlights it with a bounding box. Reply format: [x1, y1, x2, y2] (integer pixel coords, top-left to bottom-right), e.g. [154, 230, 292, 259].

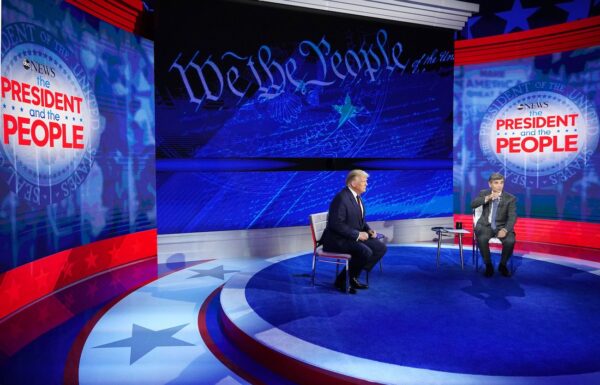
[220, 245, 600, 385]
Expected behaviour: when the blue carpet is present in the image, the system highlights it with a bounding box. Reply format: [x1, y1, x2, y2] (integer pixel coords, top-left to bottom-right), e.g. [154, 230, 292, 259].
[245, 246, 600, 376]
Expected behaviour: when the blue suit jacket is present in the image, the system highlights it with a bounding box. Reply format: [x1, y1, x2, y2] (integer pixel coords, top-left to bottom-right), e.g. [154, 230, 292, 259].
[321, 187, 371, 249]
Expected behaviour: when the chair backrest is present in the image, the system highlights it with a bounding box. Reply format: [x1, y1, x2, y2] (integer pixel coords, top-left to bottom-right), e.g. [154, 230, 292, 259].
[473, 205, 483, 226]
[309, 212, 329, 249]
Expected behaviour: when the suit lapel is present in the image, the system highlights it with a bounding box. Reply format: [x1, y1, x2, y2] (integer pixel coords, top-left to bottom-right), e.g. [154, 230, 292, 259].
[498, 191, 509, 211]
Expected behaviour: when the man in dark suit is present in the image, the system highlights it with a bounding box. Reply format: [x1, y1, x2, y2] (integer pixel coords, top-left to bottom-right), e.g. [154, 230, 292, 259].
[321, 170, 387, 293]
[471, 172, 517, 277]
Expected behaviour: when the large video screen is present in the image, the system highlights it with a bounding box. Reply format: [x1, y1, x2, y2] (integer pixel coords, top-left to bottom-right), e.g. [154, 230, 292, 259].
[157, 170, 452, 233]
[0, 0, 156, 272]
[454, 46, 600, 222]
[156, 0, 454, 232]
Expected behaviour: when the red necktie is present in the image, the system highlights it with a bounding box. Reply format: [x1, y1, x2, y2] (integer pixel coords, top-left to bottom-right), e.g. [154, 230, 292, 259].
[357, 195, 364, 217]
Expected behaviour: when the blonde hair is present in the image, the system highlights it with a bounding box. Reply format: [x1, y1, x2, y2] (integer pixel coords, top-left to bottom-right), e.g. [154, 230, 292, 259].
[346, 169, 369, 186]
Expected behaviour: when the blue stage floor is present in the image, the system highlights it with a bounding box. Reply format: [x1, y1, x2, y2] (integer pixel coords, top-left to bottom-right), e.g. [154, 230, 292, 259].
[2, 244, 600, 384]
[241, 246, 600, 377]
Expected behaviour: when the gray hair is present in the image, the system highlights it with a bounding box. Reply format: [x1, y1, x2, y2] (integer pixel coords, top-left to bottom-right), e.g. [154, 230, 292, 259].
[346, 169, 369, 186]
[488, 172, 505, 182]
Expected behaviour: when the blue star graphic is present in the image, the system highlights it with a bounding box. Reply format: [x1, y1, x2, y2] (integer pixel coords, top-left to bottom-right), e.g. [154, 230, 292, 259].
[497, 0, 539, 33]
[94, 323, 194, 364]
[142, 0, 155, 12]
[556, 0, 591, 22]
[187, 265, 239, 280]
[466, 15, 481, 39]
[295, 80, 306, 93]
[333, 94, 361, 128]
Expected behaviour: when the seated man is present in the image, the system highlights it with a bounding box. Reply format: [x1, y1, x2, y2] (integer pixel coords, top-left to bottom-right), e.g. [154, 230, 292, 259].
[321, 170, 387, 293]
[471, 172, 517, 277]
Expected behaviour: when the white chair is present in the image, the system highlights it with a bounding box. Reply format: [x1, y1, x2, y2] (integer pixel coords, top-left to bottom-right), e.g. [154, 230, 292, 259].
[472, 206, 513, 272]
[309, 212, 351, 293]
[309, 211, 385, 293]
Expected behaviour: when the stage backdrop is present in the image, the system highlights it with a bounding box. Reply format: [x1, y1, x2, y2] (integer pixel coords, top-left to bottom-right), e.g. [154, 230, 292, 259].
[155, 0, 455, 233]
[454, 44, 600, 225]
[0, 0, 156, 274]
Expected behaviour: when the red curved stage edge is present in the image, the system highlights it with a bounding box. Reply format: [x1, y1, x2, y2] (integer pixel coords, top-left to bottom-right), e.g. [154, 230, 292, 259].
[218, 304, 378, 385]
[454, 215, 600, 253]
[0, 257, 157, 361]
[0, 229, 157, 320]
[197, 287, 267, 385]
[455, 15, 600, 66]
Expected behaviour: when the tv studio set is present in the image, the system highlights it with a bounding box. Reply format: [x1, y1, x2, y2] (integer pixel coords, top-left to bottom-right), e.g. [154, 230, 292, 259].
[1, 0, 600, 384]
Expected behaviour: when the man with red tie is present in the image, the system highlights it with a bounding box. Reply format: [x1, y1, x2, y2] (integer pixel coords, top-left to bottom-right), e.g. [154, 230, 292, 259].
[471, 173, 517, 277]
[321, 170, 387, 293]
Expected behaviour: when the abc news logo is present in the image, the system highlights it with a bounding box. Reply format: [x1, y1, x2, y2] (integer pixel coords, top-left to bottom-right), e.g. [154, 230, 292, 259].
[517, 101, 549, 110]
[22, 58, 56, 78]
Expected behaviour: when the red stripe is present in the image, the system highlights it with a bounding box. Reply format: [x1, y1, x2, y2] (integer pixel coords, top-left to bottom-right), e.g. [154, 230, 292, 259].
[119, 0, 143, 11]
[219, 306, 378, 385]
[458, 31, 600, 64]
[0, 229, 157, 319]
[67, 0, 136, 28]
[0, 257, 157, 359]
[455, 15, 600, 65]
[453, 215, 600, 254]
[456, 16, 600, 49]
[75, 0, 138, 23]
[456, 28, 597, 55]
[197, 286, 268, 385]
[65, 0, 142, 32]
[103, 0, 140, 18]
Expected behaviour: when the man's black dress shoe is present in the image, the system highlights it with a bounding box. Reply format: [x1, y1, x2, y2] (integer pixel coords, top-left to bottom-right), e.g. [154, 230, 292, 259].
[351, 277, 368, 289]
[334, 280, 357, 294]
[484, 263, 494, 277]
[498, 263, 511, 277]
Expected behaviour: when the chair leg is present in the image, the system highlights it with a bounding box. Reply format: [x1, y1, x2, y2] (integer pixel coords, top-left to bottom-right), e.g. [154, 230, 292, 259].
[311, 254, 317, 286]
[458, 234, 464, 270]
[474, 242, 480, 272]
[472, 235, 476, 269]
[345, 260, 350, 294]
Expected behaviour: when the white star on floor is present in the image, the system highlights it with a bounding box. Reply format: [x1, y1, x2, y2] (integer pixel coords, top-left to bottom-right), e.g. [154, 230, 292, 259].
[94, 323, 194, 364]
[187, 265, 239, 280]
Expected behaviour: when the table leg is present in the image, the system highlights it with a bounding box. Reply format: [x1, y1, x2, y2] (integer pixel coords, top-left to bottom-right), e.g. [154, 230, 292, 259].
[436, 231, 442, 268]
[458, 233, 464, 270]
